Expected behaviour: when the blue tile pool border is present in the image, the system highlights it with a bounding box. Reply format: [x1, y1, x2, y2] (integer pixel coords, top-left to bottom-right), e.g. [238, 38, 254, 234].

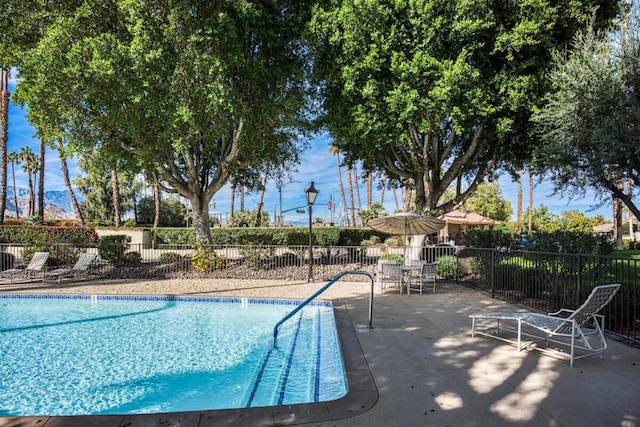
[0, 293, 332, 308]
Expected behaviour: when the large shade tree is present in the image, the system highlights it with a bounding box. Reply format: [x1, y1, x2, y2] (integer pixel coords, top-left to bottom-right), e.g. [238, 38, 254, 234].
[13, 0, 313, 243]
[310, 0, 618, 216]
[534, 19, 640, 223]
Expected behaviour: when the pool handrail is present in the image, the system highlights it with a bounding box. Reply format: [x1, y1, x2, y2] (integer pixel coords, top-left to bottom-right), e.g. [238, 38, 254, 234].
[273, 270, 375, 347]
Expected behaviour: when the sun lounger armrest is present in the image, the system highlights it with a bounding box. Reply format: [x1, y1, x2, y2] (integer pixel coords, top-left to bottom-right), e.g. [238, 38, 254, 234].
[547, 308, 575, 317]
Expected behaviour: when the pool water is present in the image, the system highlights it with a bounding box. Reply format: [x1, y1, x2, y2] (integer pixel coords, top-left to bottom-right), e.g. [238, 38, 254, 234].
[0, 295, 347, 416]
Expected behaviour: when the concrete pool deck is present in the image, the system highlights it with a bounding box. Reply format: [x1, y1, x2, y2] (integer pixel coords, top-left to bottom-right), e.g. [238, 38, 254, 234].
[0, 278, 639, 426]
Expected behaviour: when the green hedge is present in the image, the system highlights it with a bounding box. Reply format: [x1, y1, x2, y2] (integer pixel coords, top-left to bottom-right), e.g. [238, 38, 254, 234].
[0, 225, 98, 245]
[153, 227, 384, 246]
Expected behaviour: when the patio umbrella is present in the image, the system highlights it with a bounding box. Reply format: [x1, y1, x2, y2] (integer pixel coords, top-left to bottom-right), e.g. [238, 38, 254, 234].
[367, 213, 446, 262]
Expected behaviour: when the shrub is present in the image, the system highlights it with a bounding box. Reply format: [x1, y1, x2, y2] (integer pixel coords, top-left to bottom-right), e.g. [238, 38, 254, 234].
[379, 253, 403, 263]
[159, 252, 184, 263]
[190, 244, 225, 272]
[122, 251, 142, 264]
[462, 229, 514, 248]
[98, 235, 131, 263]
[436, 255, 466, 280]
[21, 245, 53, 266]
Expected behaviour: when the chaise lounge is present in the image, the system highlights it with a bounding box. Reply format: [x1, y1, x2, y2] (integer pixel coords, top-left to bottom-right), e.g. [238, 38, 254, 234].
[43, 252, 97, 284]
[0, 252, 50, 284]
[470, 283, 621, 367]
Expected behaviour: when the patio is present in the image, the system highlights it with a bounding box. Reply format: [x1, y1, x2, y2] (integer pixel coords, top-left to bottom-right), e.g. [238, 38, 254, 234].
[0, 279, 638, 426]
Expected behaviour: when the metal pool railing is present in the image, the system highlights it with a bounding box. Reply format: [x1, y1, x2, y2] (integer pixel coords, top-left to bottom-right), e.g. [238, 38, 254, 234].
[273, 270, 375, 347]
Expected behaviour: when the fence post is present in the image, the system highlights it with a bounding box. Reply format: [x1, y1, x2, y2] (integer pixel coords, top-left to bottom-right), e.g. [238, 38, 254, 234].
[577, 254, 583, 306]
[490, 249, 495, 298]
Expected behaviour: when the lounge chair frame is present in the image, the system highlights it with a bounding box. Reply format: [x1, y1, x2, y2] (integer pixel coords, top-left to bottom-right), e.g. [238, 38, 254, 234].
[0, 252, 49, 284]
[470, 283, 621, 367]
[43, 252, 96, 284]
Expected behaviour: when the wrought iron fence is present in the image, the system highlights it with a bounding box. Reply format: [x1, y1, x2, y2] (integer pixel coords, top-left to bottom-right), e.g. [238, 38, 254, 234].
[457, 247, 639, 345]
[0, 242, 636, 344]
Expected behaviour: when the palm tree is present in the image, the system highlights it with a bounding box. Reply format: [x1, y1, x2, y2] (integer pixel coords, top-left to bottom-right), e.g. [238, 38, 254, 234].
[379, 173, 387, 207]
[366, 171, 373, 210]
[55, 138, 84, 225]
[254, 168, 269, 227]
[352, 163, 362, 220]
[229, 179, 236, 217]
[0, 68, 9, 223]
[346, 163, 356, 226]
[528, 166, 534, 234]
[38, 136, 45, 218]
[17, 147, 36, 217]
[329, 144, 348, 226]
[8, 151, 19, 218]
[516, 168, 523, 232]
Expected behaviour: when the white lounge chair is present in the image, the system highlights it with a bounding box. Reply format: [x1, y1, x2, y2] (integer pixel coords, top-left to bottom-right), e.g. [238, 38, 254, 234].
[470, 283, 621, 367]
[43, 253, 96, 284]
[408, 262, 437, 295]
[0, 252, 50, 283]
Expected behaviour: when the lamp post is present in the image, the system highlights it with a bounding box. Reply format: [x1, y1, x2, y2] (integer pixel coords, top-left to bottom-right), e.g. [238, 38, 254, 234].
[305, 181, 318, 282]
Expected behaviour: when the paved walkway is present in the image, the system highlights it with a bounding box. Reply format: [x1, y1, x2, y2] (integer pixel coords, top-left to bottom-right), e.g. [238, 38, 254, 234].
[0, 279, 638, 426]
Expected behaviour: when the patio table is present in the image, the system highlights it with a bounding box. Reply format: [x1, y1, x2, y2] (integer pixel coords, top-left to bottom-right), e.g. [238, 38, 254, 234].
[401, 265, 422, 294]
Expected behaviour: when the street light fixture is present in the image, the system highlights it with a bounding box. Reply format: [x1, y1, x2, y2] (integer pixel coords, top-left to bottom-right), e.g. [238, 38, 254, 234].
[305, 181, 318, 282]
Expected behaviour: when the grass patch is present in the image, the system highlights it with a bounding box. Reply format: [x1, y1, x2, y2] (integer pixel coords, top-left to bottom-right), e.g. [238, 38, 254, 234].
[612, 250, 640, 259]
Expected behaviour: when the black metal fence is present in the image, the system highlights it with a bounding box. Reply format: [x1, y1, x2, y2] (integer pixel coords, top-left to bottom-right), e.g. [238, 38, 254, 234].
[1, 243, 637, 344]
[458, 247, 639, 345]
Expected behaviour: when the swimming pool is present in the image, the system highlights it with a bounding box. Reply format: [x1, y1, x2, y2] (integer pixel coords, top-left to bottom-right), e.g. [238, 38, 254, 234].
[0, 294, 347, 416]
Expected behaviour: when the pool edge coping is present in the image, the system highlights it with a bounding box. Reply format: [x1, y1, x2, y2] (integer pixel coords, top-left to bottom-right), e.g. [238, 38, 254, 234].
[0, 298, 378, 427]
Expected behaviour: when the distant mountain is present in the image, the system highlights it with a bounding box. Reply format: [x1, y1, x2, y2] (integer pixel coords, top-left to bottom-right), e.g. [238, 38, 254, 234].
[4, 188, 81, 220]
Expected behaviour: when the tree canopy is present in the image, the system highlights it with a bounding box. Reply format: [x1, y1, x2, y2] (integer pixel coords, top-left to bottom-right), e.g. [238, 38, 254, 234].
[533, 17, 640, 221]
[310, 0, 618, 215]
[9, 0, 315, 242]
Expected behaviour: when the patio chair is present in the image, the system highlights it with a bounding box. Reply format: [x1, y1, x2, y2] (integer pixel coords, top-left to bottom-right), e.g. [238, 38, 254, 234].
[0, 252, 50, 284]
[470, 283, 621, 367]
[408, 262, 437, 295]
[43, 253, 97, 284]
[378, 262, 403, 294]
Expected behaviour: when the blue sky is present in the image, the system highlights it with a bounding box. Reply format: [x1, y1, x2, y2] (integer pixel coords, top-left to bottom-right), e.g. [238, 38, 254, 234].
[6, 78, 613, 225]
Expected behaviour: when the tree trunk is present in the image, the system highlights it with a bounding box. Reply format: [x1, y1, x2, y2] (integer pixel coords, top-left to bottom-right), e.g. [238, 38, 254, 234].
[27, 165, 34, 217]
[628, 178, 635, 242]
[239, 179, 245, 212]
[346, 164, 356, 226]
[38, 136, 45, 218]
[366, 171, 373, 209]
[613, 194, 623, 249]
[353, 164, 362, 216]
[528, 167, 533, 234]
[10, 157, 18, 218]
[153, 178, 161, 228]
[0, 69, 8, 224]
[191, 196, 212, 244]
[57, 138, 84, 225]
[255, 169, 269, 227]
[516, 168, 523, 231]
[336, 151, 348, 226]
[402, 180, 412, 212]
[111, 168, 122, 227]
[229, 180, 236, 217]
[392, 182, 399, 212]
[380, 173, 386, 206]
